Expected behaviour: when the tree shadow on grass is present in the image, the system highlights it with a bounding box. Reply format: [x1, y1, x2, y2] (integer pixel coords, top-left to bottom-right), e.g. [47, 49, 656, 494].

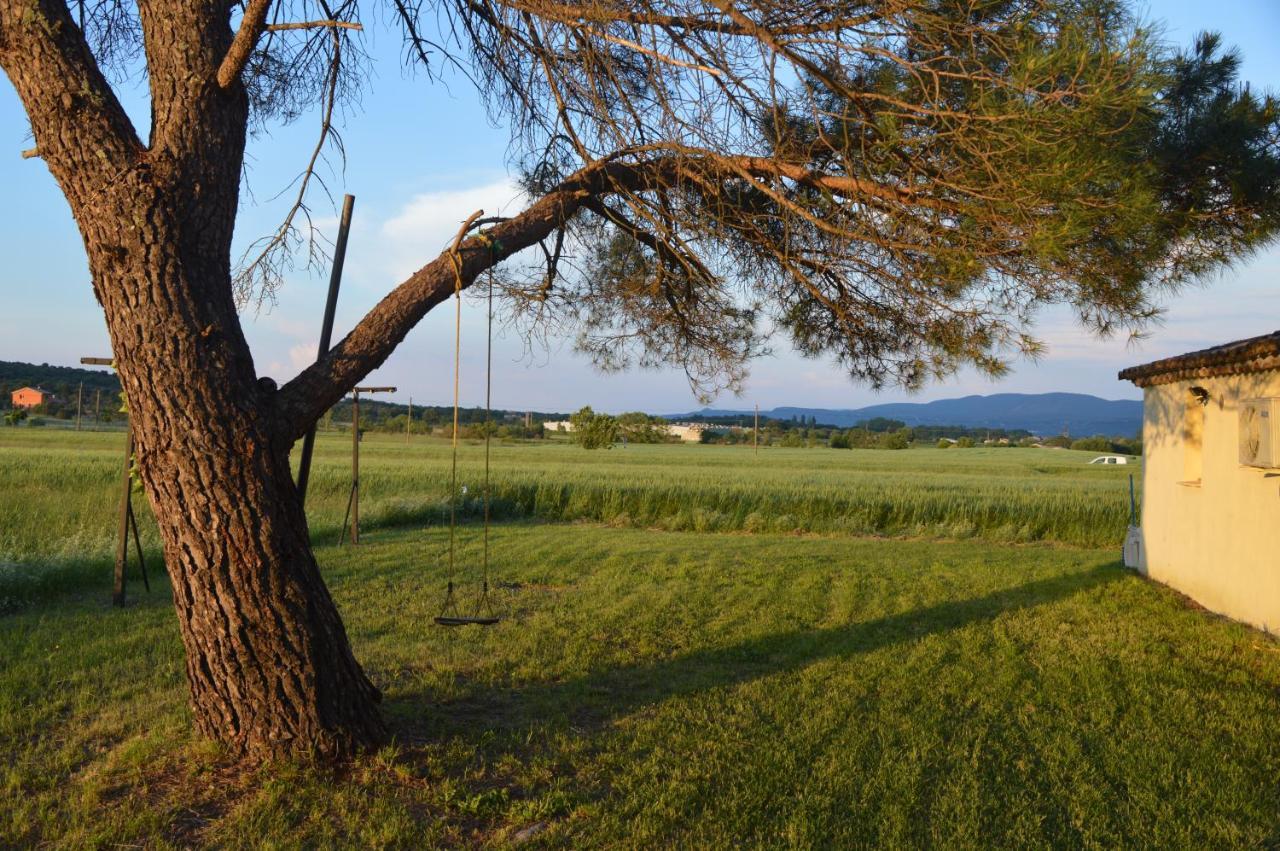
[385, 563, 1125, 747]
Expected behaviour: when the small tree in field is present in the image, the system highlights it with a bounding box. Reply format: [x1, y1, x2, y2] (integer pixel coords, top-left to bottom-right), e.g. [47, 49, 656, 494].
[2, 0, 1278, 760]
[569, 406, 618, 449]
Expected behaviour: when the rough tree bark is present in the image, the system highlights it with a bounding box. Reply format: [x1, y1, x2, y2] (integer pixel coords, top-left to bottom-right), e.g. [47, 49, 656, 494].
[1, 0, 389, 759]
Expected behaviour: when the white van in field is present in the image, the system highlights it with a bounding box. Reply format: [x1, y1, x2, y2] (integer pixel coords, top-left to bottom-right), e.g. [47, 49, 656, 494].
[1089, 455, 1130, 465]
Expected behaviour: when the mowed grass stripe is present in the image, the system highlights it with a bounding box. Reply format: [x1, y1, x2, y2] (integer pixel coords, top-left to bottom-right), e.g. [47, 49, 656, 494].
[2, 525, 1278, 847]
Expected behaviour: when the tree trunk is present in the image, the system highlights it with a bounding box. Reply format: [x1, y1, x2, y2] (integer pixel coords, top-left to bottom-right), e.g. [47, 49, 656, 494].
[93, 221, 386, 759]
[146, 410, 388, 760]
[0, 0, 390, 760]
[98, 227, 385, 758]
[72, 144, 385, 763]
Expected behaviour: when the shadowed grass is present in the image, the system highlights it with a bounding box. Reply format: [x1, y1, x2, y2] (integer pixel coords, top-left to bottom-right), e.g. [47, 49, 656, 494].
[3, 524, 1279, 848]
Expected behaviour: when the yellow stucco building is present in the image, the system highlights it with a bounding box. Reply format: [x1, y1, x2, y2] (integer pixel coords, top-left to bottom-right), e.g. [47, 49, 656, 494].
[1119, 331, 1280, 633]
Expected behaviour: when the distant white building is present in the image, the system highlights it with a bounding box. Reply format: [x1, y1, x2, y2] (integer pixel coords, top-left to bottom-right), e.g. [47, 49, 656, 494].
[666, 423, 709, 443]
[542, 418, 708, 442]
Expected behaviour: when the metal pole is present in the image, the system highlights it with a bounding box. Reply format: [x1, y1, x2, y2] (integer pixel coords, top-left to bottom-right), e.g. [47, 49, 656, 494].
[76, 382, 83, 431]
[297, 193, 355, 505]
[113, 427, 132, 606]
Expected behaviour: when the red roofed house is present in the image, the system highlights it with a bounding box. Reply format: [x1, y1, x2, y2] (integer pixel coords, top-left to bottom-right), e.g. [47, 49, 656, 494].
[11, 387, 53, 408]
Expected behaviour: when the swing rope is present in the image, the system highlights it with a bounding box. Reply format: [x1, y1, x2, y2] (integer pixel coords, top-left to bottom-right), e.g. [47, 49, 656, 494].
[437, 220, 500, 626]
[477, 247, 495, 617]
[439, 240, 466, 620]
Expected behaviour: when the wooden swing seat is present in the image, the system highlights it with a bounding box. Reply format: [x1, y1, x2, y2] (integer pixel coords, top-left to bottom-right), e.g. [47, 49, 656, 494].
[434, 615, 501, 627]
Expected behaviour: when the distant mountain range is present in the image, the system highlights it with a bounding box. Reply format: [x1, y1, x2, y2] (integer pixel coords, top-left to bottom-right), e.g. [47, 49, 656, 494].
[669, 392, 1143, 437]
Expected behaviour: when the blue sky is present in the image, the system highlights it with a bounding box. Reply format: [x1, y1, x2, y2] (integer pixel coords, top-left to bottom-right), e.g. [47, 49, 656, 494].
[1, 1, 1278, 414]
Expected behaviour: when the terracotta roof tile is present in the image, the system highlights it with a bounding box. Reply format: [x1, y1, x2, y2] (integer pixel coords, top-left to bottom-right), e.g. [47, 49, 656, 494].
[1118, 330, 1280, 387]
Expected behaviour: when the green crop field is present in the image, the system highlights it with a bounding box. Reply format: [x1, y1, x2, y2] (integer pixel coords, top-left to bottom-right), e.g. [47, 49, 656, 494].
[4, 429, 1278, 848]
[0, 428, 1136, 590]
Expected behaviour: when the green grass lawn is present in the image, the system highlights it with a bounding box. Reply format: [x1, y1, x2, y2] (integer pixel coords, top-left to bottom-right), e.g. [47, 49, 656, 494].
[4, 521, 1280, 847]
[2, 430, 1274, 847]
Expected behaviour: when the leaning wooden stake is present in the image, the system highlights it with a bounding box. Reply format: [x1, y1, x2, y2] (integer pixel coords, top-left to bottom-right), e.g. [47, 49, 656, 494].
[296, 193, 355, 506]
[113, 427, 133, 606]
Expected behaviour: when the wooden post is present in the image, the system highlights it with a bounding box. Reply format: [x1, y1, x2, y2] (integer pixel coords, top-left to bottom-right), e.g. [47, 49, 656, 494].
[76, 382, 83, 431]
[94, 388, 101, 427]
[342, 385, 396, 545]
[113, 427, 133, 606]
[297, 193, 355, 506]
[351, 390, 359, 544]
[407, 396, 412, 443]
[81, 357, 130, 604]
[754, 404, 759, 456]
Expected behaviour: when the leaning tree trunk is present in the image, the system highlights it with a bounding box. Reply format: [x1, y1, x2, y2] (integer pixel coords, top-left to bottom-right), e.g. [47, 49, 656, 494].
[85, 196, 386, 759]
[67, 87, 383, 764]
[85, 201, 386, 759]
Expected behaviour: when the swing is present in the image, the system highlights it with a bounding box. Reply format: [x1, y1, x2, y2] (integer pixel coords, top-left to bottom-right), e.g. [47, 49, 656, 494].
[435, 229, 502, 628]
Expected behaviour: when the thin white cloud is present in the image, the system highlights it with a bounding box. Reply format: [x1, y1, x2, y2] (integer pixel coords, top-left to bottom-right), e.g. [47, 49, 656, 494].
[373, 178, 526, 283]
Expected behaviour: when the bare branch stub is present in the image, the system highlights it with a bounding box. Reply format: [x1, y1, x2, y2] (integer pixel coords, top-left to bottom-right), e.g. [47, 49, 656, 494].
[218, 0, 275, 88]
[267, 20, 364, 32]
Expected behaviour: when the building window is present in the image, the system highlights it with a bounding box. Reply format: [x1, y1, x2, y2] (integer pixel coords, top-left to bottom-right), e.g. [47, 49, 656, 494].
[1182, 389, 1204, 484]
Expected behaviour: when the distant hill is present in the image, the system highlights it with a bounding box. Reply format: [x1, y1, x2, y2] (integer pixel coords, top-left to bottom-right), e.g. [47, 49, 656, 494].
[0, 360, 120, 396]
[671, 392, 1142, 437]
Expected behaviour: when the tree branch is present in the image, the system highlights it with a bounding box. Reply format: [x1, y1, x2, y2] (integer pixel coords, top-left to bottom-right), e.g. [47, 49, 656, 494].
[274, 149, 964, 439]
[275, 142, 977, 435]
[266, 20, 363, 32]
[0, 0, 142, 191]
[275, 161, 646, 437]
[489, 0, 877, 37]
[217, 0, 273, 88]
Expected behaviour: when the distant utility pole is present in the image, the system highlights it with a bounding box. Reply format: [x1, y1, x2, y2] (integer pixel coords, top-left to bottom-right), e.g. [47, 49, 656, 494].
[94, 388, 101, 426]
[754, 404, 759, 456]
[75, 382, 83, 431]
[407, 396, 412, 443]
